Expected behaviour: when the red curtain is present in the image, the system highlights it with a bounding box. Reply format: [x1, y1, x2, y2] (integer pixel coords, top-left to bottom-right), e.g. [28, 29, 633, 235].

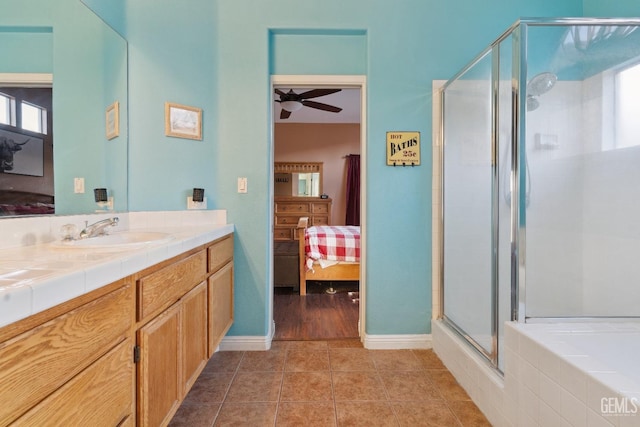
[345, 154, 360, 226]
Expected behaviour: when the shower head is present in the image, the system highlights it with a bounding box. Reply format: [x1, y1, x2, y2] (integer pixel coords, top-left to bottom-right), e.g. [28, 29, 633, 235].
[527, 72, 557, 96]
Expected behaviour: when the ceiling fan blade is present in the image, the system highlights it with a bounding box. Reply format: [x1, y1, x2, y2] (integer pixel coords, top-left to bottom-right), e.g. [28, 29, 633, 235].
[302, 100, 342, 113]
[298, 88, 341, 100]
[275, 88, 288, 97]
[280, 109, 291, 119]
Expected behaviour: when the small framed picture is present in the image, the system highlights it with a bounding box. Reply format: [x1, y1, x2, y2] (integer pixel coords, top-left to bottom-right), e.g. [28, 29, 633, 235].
[106, 101, 119, 140]
[165, 102, 202, 140]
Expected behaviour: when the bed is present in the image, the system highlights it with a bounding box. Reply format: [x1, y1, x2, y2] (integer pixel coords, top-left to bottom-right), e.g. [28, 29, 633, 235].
[296, 217, 360, 295]
[0, 190, 54, 216]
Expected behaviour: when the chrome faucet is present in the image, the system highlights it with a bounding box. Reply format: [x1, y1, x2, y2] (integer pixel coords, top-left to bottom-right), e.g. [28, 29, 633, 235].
[79, 217, 119, 239]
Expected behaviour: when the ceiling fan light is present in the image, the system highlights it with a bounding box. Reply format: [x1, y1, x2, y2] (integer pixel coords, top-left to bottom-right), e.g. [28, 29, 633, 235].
[280, 100, 303, 112]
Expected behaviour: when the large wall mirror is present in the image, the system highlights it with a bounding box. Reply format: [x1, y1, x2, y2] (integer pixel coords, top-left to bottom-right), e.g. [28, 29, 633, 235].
[274, 162, 323, 197]
[0, 0, 128, 217]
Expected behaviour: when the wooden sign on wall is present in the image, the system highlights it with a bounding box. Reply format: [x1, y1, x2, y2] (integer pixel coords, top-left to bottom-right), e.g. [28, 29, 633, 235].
[386, 131, 420, 166]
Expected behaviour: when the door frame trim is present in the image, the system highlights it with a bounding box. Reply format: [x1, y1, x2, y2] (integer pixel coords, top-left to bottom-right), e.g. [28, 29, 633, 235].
[269, 74, 367, 340]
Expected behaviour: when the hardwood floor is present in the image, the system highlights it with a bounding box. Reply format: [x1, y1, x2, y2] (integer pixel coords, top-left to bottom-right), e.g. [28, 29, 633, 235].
[273, 281, 359, 341]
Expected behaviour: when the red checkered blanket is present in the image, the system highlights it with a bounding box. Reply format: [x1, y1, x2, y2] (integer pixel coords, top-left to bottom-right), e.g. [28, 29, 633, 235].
[305, 225, 360, 263]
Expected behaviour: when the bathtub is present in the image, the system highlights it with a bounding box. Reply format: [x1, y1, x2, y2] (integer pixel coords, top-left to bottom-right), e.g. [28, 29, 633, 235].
[433, 319, 640, 426]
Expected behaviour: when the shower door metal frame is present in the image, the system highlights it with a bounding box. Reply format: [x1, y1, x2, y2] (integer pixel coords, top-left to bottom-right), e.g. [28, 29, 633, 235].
[439, 21, 522, 369]
[440, 18, 640, 371]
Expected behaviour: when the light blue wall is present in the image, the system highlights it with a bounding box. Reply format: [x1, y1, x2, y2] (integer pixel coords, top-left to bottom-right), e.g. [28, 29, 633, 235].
[117, 0, 585, 339]
[583, 0, 640, 17]
[0, 29, 52, 73]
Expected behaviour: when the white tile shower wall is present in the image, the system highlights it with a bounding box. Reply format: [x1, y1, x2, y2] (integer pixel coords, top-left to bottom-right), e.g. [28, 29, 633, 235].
[433, 320, 639, 427]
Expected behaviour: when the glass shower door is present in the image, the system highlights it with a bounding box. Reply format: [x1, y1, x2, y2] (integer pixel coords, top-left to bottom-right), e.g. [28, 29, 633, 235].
[442, 50, 494, 357]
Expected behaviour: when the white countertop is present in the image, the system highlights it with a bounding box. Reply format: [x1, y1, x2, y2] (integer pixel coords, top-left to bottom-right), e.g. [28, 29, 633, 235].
[0, 211, 234, 328]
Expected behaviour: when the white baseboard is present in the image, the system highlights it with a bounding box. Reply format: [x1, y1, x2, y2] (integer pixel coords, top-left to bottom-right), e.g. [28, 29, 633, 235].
[363, 333, 432, 350]
[218, 322, 276, 351]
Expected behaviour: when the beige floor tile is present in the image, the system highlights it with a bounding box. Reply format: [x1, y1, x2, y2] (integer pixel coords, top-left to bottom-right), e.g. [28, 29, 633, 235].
[447, 400, 492, 427]
[285, 340, 329, 351]
[412, 349, 447, 370]
[327, 339, 363, 349]
[370, 350, 423, 371]
[238, 350, 286, 372]
[168, 401, 220, 427]
[225, 371, 283, 402]
[425, 370, 471, 401]
[392, 401, 463, 427]
[329, 348, 376, 371]
[336, 401, 399, 426]
[332, 371, 387, 401]
[285, 349, 330, 372]
[204, 351, 244, 373]
[280, 371, 333, 402]
[171, 343, 491, 427]
[380, 371, 442, 401]
[276, 402, 336, 427]
[184, 372, 234, 404]
[214, 402, 277, 427]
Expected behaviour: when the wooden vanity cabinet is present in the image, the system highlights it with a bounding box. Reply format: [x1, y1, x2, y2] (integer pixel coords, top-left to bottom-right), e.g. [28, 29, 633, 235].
[136, 235, 234, 427]
[0, 232, 234, 427]
[0, 279, 134, 427]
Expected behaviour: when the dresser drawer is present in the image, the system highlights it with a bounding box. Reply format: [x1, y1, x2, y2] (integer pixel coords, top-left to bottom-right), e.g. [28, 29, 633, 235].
[275, 215, 303, 226]
[311, 203, 329, 214]
[274, 227, 293, 240]
[276, 202, 309, 213]
[312, 216, 329, 226]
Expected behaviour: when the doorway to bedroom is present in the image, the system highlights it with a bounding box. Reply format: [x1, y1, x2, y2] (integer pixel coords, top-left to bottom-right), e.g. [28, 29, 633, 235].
[271, 75, 366, 341]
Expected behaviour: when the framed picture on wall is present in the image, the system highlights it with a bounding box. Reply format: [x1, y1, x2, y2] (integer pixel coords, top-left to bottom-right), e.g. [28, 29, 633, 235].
[0, 128, 44, 176]
[165, 102, 202, 140]
[106, 101, 119, 140]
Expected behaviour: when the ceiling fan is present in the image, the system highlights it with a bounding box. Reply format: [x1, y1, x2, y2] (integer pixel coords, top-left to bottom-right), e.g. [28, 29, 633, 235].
[275, 88, 343, 119]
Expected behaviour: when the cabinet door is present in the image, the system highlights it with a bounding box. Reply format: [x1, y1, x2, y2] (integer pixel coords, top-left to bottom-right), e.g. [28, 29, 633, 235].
[138, 304, 181, 427]
[181, 281, 208, 396]
[208, 262, 234, 357]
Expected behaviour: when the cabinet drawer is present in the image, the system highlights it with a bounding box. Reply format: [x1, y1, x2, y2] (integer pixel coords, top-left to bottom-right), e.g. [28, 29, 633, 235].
[312, 216, 329, 226]
[311, 203, 329, 214]
[0, 284, 132, 426]
[14, 338, 134, 427]
[276, 202, 309, 213]
[138, 251, 206, 321]
[208, 236, 233, 274]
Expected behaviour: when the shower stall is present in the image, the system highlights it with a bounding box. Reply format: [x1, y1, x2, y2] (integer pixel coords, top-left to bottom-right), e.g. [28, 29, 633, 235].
[440, 18, 640, 372]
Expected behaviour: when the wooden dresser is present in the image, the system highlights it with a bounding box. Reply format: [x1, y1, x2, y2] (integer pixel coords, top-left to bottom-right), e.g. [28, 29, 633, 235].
[274, 196, 332, 241]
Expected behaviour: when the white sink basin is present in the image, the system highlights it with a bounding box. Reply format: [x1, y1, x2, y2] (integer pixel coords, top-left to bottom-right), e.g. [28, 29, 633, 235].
[51, 231, 174, 251]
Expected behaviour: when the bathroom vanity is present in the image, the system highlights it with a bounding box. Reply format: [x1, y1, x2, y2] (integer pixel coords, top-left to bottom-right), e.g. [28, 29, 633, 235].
[0, 212, 233, 426]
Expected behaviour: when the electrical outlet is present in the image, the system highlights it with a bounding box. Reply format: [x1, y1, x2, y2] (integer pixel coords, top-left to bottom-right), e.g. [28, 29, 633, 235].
[74, 177, 85, 194]
[187, 196, 207, 210]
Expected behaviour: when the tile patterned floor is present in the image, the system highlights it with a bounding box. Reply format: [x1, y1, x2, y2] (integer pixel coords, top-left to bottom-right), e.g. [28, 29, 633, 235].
[169, 340, 492, 427]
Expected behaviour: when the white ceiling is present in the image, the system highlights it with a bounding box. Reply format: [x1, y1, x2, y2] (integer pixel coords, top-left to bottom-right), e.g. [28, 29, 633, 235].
[273, 87, 361, 124]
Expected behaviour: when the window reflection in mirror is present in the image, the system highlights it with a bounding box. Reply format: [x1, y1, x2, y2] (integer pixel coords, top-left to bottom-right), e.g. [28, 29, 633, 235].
[274, 162, 322, 197]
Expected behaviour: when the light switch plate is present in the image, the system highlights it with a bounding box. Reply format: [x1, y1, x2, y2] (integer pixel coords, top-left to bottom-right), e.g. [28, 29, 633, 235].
[74, 177, 85, 194]
[238, 177, 247, 193]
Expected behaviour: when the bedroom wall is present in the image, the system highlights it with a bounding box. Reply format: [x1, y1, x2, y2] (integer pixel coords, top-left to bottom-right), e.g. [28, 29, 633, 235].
[274, 123, 360, 226]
